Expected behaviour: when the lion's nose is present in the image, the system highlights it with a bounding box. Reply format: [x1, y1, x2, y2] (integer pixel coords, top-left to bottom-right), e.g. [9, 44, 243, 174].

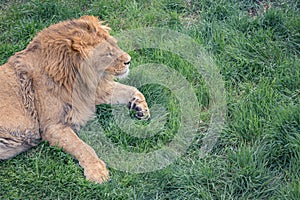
[122, 54, 131, 66]
[124, 61, 130, 65]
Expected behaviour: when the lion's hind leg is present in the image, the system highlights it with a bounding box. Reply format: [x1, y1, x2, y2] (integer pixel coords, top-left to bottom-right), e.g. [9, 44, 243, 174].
[0, 129, 40, 160]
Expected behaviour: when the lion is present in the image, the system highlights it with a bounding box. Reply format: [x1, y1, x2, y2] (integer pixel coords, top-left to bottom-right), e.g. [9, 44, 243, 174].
[0, 16, 150, 183]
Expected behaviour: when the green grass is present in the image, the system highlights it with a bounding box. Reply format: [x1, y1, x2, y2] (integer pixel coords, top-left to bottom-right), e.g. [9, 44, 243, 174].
[0, 0, 299, 199]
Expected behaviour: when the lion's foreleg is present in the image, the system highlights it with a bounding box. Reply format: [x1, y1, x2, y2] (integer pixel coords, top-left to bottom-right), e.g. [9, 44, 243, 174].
[42, 125, 109, 183]
[96, 82, 150, 120]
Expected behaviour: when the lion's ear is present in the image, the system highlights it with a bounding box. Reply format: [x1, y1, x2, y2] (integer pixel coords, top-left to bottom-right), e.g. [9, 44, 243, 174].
[79, 16, 111, 32]
[70, 39, 89, 59]
[79, 15, 105, 26]
[79, 15, 98, 21]
[99, 22, 111, 32]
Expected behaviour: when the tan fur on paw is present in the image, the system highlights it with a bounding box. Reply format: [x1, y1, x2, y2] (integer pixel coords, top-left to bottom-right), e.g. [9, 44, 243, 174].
[84, 160, 110, 184]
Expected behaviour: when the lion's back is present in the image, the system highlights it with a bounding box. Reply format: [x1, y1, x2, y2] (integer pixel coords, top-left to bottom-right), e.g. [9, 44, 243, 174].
[0, 63, 37, 133]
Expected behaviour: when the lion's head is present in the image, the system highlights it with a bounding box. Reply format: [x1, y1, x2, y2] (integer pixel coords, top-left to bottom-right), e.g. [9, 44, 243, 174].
[24, 16, 130, 92]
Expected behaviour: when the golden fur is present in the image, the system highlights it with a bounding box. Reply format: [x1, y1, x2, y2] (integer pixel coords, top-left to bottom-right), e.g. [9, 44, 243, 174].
[0, 16, 150, 183]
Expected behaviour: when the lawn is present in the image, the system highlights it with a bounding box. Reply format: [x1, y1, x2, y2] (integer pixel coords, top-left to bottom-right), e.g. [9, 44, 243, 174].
[0, 0, 299, 199]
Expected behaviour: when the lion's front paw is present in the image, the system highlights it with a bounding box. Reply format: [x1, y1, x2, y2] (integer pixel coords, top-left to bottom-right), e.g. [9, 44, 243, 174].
[84, 160, 110, 184]
[128, 92, 150, 120]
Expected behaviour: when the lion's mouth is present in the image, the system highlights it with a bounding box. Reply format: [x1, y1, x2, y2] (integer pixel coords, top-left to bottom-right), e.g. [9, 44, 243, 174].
[117, 66, 129, 79]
